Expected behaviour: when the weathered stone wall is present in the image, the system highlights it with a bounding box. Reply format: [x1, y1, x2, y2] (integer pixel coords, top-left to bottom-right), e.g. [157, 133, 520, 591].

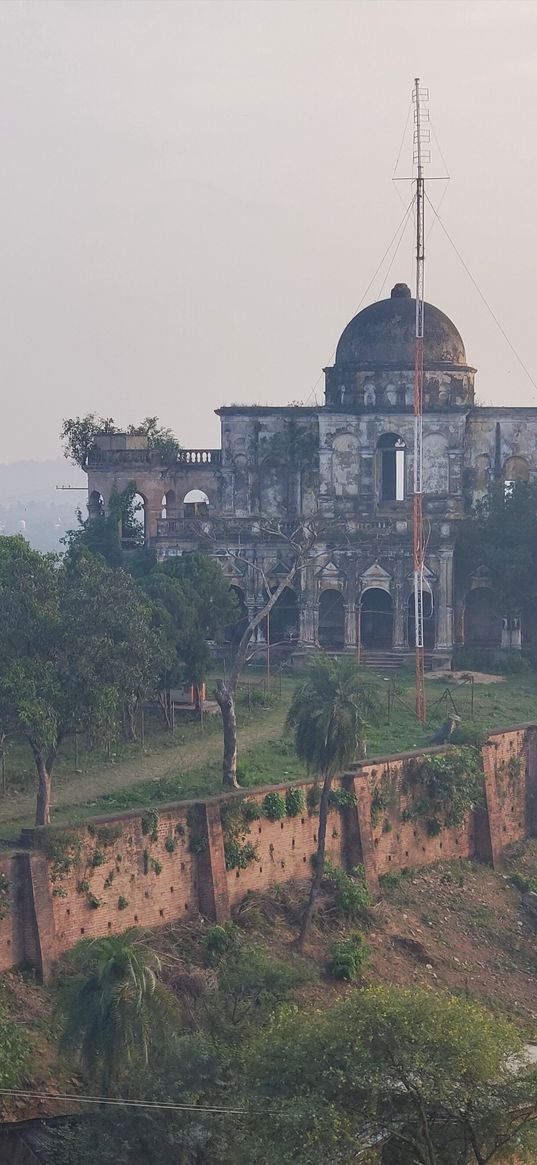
[1, 725, 535, 980]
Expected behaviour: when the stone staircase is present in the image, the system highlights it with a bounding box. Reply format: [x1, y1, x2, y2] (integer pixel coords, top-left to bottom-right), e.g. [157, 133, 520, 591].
[359, 650, 451, 672]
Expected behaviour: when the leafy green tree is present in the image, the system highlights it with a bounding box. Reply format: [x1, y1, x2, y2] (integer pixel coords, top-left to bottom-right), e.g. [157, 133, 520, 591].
[57, 929, 177, 1093]
[61, 414, 117, 469]
[456, 481, 537, 628]
[242, 985, 537, 1165]
[0, 539, 162, 823]
[286, 656, 379, 946]
[61, 414, 181, 470]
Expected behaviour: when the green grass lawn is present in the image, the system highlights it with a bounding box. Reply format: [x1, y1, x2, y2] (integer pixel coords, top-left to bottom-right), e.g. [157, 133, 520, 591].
[1, 665, 536, 839]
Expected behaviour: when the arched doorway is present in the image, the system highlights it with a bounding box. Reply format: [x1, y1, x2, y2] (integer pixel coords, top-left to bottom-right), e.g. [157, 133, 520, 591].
[464, 587, 501, 648]
[407, 591, 435, 649]
[360, 588, 393, 649]
[121, 492, 146, 546]
[225, 585, 249, 649]
[318, 589, 345, 650]
[266, 587, 299, 645]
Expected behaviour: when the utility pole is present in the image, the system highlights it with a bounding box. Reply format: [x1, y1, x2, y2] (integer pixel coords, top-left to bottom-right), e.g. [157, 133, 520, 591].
[413, 78, 429, 722]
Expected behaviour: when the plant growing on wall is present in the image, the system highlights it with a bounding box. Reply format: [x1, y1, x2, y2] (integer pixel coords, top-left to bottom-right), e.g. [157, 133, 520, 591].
[403, 747, 484, 831]
[221, 799, 259, 871]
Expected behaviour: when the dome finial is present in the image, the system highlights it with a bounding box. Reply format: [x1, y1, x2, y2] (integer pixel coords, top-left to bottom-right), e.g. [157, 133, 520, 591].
[391, 283, 411, 298]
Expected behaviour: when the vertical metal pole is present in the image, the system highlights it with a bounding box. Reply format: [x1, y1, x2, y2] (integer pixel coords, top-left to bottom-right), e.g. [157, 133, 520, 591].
[413, 77, 427, 723]
[266, 608, 270, 692]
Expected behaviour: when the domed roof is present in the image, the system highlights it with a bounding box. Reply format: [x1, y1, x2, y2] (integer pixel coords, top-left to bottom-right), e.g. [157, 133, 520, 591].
[335, 283, 467, 368]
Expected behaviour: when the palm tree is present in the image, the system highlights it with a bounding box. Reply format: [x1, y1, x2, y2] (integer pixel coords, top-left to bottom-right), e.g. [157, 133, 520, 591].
[58, 928, 176, 1092]
[286, 656, 379, 948]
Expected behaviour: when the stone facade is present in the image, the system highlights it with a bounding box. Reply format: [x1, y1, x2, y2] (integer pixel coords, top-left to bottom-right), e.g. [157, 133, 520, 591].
[86, 283, 537, 656]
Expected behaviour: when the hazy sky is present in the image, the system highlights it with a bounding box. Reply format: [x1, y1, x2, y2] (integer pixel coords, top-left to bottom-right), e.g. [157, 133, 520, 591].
[1, 0, 537, 462]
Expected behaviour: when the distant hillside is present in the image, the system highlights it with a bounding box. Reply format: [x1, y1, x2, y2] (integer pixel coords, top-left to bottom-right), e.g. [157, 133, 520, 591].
[0, 458, 86, 552]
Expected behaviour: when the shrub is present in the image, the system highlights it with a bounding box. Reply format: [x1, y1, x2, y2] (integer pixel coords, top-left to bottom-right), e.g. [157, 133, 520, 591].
[306, 784, 321, 814]
[52, 885, 68, 898]
[87, 893, 102, 909]
[224, 839, 258, 871]
[141, 809, 159, 841]
[0, 873, 10, 920]
[262, 792, 286, 821]
[204, 922, 239, 965]
[0, 996, 30, 1087]
[150, 858, 162, 875]
[511, 871, 537, 893]
[95, 823, 123, 847]
[328, 788, 357, 810]
[187, 806, 208, 854]
[241, 799, 261, 822]
[285, 788, 306, 817]
[323, 862, 371, 920]
[91, 850, 105, 868]
[426, 817, 442, 837]
[329, 931, 370, 980]
[77, 880, 90, 894]
[164, 836, 176, 854]
[118, 896, 129, 910]
[451, 723, 489, 750]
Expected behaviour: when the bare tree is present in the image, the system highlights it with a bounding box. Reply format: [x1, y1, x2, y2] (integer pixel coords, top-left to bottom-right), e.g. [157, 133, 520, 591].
[213, 520, 321, 787]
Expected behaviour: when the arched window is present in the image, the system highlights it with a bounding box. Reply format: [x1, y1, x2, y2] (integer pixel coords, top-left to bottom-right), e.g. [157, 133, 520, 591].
[183, 489, 209, 517]
[504, 456, 529, 496]
[377, 434, 405, 502]
[265, 587, 299, 645]
[121, 492, 146, 545]
[161, 490, 176, 520]
[88, 490, 104, 518]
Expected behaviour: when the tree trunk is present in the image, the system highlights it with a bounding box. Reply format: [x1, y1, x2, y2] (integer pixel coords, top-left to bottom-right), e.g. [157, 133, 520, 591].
[34, 753, 53, 827]
[124, 699, 138, 742]
[297, 770, 333, 949]
[157, 690, 172, 730]
[214, 680, 239, 788]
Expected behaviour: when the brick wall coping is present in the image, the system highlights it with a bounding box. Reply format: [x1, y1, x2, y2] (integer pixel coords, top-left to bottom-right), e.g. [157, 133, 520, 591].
[16, 722, 536, 850]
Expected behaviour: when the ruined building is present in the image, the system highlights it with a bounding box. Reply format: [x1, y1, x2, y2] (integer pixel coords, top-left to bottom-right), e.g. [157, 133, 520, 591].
[86, 282, 533, 659]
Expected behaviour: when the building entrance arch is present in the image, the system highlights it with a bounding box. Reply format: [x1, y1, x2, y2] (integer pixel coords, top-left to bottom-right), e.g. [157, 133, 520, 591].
[464, 587, 501, 648]
[318, 589, 345, 650]
[360, 588, 393, 649]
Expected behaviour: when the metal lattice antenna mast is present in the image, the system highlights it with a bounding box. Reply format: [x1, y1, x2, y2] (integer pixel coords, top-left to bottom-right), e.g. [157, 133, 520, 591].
[413, 78, 429, 722]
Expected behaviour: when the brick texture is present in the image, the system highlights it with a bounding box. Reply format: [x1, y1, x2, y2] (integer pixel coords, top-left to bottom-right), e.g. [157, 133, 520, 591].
[0, 725, 534, 978]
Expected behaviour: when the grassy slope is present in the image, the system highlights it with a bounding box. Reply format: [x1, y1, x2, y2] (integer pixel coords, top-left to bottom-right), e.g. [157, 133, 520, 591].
[1, 668, 536, 836]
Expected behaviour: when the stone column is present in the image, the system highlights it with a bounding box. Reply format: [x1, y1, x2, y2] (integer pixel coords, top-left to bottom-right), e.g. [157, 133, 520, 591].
[393, 581, 405, 650]
[344, 603, 357, 649]
[436, 548, 454, 650]
[299, 599, 316, 646]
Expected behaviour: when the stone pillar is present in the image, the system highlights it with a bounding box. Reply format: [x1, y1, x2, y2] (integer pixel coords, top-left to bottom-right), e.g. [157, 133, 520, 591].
[344, 603, 357, 649]
[479, 743, 505, 869]
[299, 599, 315, 646]
[436, 548, 454, 650]
[312, 601, 320, 646]
[393, 582, 405, 650]
[197, 804, 231, 923]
